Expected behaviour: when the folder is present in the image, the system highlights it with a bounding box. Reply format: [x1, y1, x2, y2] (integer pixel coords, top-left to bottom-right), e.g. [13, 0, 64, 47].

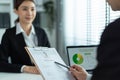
[25, 47, 75, 80]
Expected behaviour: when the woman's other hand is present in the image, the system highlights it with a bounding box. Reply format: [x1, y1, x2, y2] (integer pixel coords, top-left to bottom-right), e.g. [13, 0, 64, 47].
[23, 66, 40, 74]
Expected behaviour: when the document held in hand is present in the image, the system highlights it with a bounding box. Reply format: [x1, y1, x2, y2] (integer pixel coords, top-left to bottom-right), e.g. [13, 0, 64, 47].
[25, 47, 75, 80]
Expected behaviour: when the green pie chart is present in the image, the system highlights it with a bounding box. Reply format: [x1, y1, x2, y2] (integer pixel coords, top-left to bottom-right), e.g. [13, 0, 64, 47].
[72, 53, 83, 64]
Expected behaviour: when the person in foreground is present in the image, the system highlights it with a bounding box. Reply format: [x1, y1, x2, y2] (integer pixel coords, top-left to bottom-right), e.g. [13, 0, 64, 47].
[0, 0, 50, 74]
[70, 0, 120, 80]
[70, 65, 92, 80]
[91, 0, 120, 80]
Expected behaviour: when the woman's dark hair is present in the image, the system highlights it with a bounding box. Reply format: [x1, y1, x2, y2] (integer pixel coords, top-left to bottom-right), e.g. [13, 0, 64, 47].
[14, 0, 35, 23]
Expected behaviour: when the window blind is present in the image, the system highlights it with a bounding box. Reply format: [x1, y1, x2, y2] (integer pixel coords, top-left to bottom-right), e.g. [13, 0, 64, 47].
[63, 0, 120, 46]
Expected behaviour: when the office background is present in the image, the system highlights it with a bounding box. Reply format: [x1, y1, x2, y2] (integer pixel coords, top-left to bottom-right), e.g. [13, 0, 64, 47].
[0, 0, 120, 64]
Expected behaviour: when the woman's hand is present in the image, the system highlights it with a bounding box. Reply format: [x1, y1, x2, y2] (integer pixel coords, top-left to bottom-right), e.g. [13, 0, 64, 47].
[70, 65, 88, 80]
[23, 66, 40, 74]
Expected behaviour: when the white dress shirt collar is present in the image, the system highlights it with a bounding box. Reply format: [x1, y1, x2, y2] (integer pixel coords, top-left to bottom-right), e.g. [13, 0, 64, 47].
[16, 22, 38, 47]
[16, 22, 35, 35]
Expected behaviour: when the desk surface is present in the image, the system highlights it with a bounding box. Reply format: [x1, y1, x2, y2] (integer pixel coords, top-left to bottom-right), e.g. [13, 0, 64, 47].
[0, 73, 43, 80]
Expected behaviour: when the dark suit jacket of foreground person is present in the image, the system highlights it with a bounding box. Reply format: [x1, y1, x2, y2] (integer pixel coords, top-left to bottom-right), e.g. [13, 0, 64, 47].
[91, 18, 120, 80]
[0, 26, 50, 73]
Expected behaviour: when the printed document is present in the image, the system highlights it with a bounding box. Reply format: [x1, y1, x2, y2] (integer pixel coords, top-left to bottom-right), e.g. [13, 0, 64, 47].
[25, 47, 75, 80]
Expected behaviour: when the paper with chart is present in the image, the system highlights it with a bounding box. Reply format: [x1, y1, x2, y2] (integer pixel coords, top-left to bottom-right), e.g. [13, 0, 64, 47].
[25, 47, 75, 80]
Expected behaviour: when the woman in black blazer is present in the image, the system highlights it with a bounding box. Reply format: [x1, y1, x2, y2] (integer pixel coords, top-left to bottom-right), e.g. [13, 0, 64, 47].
[0, 0, 50, 74]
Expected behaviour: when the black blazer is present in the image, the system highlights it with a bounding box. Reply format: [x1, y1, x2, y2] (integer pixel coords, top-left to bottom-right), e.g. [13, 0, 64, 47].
[91, 18, 120, 80]
[0, 26, 50, 73]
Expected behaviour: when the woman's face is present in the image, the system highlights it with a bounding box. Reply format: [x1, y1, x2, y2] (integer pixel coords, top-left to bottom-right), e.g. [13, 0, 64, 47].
[106, 0, 120, 11]
[15, 1, 36, 24]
